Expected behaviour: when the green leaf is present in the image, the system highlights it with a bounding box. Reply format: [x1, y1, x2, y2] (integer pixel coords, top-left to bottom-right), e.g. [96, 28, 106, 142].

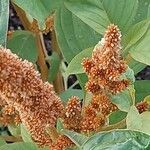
[8, 125, 21, 136]
[46, 52, 61, 82]
[59, 89, 83, 104]
[126, 106, 142, 130]
[122, 19, 150, 56]
[134, 80, 150, 103]
[0, 142, 38, 150]
[123, 67, 135, 83]
[56, 118, 64, 133]
[134, 0, 150, 23]
[61, 129, 88, 147]
[66, 47, 93, 75]
[109, 111, 127, 125]
[127, 106, 150, 135]
[111, 89, 133, 112]
[65, 0, 110, 34]
[21, 124, 33, 143]
[140, 112, 150, 135]
[0, 0, 9, 46]
[65, 0, 138, 34]
[127, 58, 146, 75]
[77, 74, 88, 90]
[12, 0, 50, 29]
[54, 6, 99, 63]
[0, 138, 6, 147]
[7, 31, 38, 63]
[81, 130, 150, 150]
[102, 0, 138, 33]
[129, 27, 150, 66]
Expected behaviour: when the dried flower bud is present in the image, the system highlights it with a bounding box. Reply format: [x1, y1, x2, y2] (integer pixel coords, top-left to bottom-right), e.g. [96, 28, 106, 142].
[82, 58, 94, 74]
[0, 46, 64, 146]
[63, 96, 81, 131]
[85, 80, 101, 94]
[81, 105, 105, 133]
[104, 24, 121, 49]
[136, 101, 149, 114]
[50, 135, 74, 150]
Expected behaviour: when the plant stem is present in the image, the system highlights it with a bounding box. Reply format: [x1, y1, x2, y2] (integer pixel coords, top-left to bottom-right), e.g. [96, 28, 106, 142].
[36, 33, 49, 81]
[0, 135, 22, 142]
[13, 4, 49, 81]
[51, 30, 64, 94]
[46, 126, 59, 142]
[100, 119, 126, 131]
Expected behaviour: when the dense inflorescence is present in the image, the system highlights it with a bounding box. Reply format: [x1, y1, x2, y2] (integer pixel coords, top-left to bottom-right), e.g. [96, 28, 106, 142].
[136, 101, 149, 114]
[50, 135, 74, 150]
[63, 96, 82, 132]
[83, 24, 129, 95]
[81, 24, 129, 133]
[0, 47, 64, 146]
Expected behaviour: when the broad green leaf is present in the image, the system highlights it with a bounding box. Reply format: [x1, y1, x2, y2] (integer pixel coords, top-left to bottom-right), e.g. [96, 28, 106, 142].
[126, 106, 142, 130]
[103, 0, 138, 33]
[65, 0, 138, 34]
[127, 58, 146, 75]
[127, 106, 150, 135]
[21, 124, 33, 143]
[46, 52, 61, 82]
[0, 0, 9, 46]
[134, 80, 150, 102]
[8, 125, 20, 136]
[111, 89, 133, 112]
[59, 89, 83, 103]
[66, 47, 93, 75]
[65, 0, 110, 34]
[109, 111, 127, 125]
[140, 112, 150, 135]
[13, 0, 100, 63]
[61, 129, 88, 147]
[129, 28, 150, 66]
[134, 0, 150, 23]
[7, 31, 38, 63]
[81, 130, 150, 150]
[54, 6, 99, 63]
[77, 74, 88, 90]
[0, 142, 37, 150]
[0, 138, 6, 147]
[122, 19, 150, 56]
[12, 0, 49, 29]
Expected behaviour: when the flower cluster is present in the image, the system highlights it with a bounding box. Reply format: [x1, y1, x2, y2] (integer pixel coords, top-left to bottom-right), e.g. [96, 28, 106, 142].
[136, 101, 149, 114]
[82, 24, 129, 94]
[63, 96, 82, 132]
[0, 104, 21, 125]
[0, 47, 64, 146]
[81, 24, 129, 133]
[50, 135, 74, 150]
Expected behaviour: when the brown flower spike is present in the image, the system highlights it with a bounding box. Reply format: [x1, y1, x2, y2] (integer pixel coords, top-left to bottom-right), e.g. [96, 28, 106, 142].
[82, 24, 129, 94]
[0, 46, 64, 146]
[81, 24, 129, 133]
[63, 96, 82, 131]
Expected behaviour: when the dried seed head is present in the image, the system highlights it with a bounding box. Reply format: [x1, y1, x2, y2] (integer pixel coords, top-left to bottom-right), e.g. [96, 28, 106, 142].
[0, 46, 64, 146]
[104, 24, 121, 49]
[136, 101, 149, 114]
[50, 135, 74, 150]
[82, 58, 94, 74]
[63, 96, 81, 131]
